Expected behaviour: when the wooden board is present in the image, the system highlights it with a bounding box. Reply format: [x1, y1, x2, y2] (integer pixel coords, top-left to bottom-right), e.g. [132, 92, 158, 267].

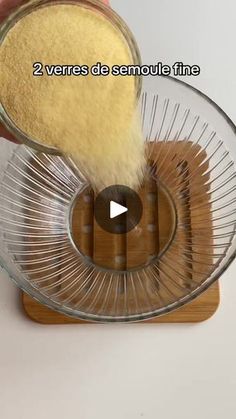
[22, 282, 220, 324]
[21, 141, 220, 324]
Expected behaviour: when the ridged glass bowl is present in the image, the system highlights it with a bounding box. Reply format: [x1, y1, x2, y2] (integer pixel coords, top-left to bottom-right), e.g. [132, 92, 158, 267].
[0, 76, 236, 322]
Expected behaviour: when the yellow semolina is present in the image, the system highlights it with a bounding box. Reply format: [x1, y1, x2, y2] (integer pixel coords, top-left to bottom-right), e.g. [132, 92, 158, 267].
[0, 4, 145, 191]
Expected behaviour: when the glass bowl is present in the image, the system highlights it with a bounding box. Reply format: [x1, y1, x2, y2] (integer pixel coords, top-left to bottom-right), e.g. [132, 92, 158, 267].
[0, 75, 236, 323]
[0, 0, 142, 154]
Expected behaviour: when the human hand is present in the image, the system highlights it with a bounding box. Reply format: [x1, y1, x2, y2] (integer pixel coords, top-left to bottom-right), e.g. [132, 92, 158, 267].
[0, 0, 109, 142]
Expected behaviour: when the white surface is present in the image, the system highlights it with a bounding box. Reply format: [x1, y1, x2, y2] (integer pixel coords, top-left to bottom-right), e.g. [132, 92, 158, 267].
[110, 201, 128, 219]
[1, 1, 236, 418]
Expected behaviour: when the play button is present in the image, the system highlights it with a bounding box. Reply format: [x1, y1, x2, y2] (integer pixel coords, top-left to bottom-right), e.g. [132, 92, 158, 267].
[94, 185, 143, 234]
[110, 201, 128, 219]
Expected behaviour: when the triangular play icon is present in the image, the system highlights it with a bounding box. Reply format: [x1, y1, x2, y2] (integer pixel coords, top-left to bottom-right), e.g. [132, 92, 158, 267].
[110, 201, 128, 219]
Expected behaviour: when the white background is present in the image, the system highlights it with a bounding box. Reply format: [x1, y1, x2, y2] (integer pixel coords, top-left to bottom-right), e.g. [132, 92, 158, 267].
[1, 1, 236, 418]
